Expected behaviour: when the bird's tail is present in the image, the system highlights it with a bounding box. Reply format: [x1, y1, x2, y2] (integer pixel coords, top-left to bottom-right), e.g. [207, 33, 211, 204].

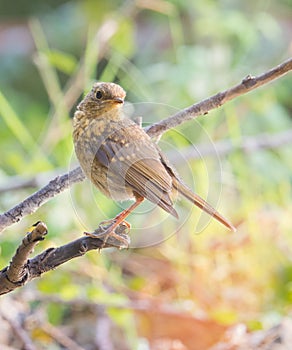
[172, 177, 236, 232]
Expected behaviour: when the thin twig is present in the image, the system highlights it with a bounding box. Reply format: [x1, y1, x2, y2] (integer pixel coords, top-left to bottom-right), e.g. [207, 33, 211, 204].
[168, 129, 292, 164]
[0, 221, 129, 295]
[0, 58, 291, 233]
[41, 322, 85, 350]
[1, 314, 36, 350]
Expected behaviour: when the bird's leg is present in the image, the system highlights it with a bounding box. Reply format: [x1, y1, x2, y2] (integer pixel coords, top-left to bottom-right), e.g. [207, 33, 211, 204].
[84, 197, 144, 244]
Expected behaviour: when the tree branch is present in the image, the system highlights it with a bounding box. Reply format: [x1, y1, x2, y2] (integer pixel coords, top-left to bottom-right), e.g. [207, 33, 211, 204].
[0, 167, 85, 233]
[0, 221, 130, 295]
[0, 58, 291, 233]
[146, 57, 292, 137]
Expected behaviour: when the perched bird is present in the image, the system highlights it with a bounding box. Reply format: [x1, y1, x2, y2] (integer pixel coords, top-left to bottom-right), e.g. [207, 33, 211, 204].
[73, 82, 235, 240]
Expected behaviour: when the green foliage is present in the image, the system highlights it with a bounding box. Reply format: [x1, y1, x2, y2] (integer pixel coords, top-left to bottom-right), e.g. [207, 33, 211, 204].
[45, 50, 78, 75]
[0, 0, 291, 348]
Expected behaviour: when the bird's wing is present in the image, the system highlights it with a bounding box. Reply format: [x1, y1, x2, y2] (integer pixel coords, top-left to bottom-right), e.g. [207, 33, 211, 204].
[92, 123, 178, 217]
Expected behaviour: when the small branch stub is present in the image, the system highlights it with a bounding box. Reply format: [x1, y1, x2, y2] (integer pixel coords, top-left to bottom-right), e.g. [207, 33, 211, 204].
[0, 222, 130, 295]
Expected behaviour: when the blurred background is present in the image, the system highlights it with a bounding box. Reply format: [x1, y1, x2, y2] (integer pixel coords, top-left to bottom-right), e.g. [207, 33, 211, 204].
[0, 0, 291, 349]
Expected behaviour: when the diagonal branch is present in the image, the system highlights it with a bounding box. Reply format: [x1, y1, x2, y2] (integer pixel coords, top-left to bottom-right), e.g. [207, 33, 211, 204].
[0, 58, 291, 233]
[0, 167, 85, 233]
[146, 57, 292, 137]
[0, 221, 130, 295]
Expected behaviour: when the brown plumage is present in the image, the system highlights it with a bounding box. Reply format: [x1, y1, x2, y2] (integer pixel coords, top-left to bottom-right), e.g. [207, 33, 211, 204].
[73, 82, 235, 239]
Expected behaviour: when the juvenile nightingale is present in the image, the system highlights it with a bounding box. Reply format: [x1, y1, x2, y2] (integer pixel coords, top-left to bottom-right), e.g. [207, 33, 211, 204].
[73, 82, 235, 240]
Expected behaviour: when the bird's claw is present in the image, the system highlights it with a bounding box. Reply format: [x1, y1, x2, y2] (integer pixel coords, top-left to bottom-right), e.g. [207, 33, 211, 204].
[99, 219, 131, 232]
[84, 220, 131, 249]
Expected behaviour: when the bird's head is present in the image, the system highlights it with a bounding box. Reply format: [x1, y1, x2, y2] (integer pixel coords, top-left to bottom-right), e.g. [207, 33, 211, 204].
[77, 82, 126, 116]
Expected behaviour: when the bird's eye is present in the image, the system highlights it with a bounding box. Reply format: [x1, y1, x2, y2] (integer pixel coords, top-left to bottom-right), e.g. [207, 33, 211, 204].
[95, 90, 103, 99]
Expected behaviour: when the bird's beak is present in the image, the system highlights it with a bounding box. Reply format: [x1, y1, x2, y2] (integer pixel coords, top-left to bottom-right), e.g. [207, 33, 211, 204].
[112, 97, 124, 104]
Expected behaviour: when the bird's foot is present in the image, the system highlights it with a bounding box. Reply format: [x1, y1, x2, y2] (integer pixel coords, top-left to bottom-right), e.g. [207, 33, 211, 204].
[99, 219, 131, 233]
[84, 220, 131, 249]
